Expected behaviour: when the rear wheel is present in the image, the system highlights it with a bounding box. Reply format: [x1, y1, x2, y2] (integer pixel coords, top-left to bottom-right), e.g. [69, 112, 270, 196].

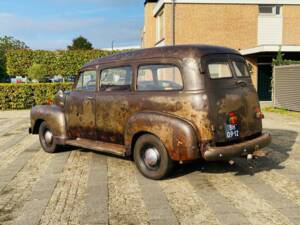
[39, 121, 59, 153]
[134, 134, 174, 180]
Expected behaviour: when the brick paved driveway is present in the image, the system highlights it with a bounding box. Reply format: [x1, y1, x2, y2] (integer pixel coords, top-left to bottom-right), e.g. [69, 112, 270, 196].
[0, 110, 299, 225]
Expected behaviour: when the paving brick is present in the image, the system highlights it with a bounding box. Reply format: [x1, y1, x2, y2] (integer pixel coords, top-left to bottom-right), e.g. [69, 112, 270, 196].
[13, 152, 70, 225]
[82, 153, 108, 225]
[136, 172, 179, 225]
[187, 173, 251, 225]
[0, 141, 40, 192]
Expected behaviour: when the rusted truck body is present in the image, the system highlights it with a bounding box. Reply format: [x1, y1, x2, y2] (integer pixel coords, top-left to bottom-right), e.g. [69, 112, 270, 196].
[30, 45, 271, 179]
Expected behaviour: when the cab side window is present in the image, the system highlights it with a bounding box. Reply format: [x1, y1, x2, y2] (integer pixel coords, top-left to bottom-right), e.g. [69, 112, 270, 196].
[100, 67, 132, 91]
[137, 64, 183, 91]
[76, 70, 97, 91]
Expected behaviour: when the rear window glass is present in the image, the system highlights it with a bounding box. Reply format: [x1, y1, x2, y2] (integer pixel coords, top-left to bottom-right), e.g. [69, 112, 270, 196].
[232, 60, 250, 77]
[208, 62, 233, 79]
[137, 65, 183, 91]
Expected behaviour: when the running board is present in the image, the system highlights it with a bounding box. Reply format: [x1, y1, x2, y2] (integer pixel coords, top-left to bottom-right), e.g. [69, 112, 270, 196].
[66, 138, 126, 156]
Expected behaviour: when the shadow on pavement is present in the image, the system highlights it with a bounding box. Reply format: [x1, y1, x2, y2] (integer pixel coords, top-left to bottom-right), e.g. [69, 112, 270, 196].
[169, 128, 298, 179]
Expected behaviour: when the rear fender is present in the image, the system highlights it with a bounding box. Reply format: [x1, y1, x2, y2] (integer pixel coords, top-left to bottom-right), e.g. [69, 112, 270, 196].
[124, 112, 200, 161]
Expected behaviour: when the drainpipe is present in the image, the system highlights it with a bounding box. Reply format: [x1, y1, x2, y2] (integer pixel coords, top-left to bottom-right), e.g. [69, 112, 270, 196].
[172, 0, 175, 45]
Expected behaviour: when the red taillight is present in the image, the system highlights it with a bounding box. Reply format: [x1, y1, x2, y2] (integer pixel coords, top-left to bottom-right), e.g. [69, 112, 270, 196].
[228, 112, 235, 117]
[228, 112, 238, 125]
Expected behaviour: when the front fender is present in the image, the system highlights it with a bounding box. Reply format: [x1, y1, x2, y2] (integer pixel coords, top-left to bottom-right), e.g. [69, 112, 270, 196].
[30, 105, 67, 142]
[124, 112, 200, 161]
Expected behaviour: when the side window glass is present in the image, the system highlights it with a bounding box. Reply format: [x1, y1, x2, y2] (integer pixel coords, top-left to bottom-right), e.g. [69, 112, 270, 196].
[137, 65, 183, 91]
[232, 60, 250, 77]
[100, 67, 132, 91]
[76, 71, 97, 91]
[76, 74, 84, 90]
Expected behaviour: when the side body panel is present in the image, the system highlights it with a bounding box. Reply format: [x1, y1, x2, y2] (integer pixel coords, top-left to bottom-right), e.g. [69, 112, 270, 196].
[126, 91, 213, 142]
[95, 91, 132, 144]
[94, 89, 211, 161]
[64, 91, 96, 139]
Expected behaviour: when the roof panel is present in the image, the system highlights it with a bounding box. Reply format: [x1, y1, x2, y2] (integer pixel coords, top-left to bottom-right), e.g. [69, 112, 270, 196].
[82, 45, 240, 69]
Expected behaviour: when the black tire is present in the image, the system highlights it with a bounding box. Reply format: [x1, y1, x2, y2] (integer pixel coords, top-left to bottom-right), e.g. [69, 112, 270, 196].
[38, 121, 59, 153]
[134, 134, 174, 180]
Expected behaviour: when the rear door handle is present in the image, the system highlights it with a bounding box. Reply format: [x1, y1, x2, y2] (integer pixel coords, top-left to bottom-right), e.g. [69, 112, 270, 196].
[236, 80, 247, 87]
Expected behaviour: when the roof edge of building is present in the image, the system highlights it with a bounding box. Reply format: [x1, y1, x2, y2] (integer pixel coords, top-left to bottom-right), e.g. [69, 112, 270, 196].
[240, 45, 300, 55]
[153, 0, 300, 16]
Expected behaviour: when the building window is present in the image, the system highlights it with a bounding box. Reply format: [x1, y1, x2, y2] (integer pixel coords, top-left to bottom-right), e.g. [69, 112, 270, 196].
[259, 5, 281, 16]
[156, 10, 164, 42]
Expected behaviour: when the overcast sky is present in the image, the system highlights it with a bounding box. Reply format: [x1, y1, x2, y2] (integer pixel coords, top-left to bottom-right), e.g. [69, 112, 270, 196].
[0, 0, 144, 50]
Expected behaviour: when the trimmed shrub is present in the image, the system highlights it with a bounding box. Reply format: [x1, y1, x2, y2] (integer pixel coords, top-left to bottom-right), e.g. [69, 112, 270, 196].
[0, 83, 73, 110]
[5, 49, 120, 77]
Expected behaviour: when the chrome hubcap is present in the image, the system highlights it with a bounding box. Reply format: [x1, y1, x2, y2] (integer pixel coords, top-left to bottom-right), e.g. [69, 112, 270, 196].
[44, 130, 53, 145]
[144, 147, 160, 167]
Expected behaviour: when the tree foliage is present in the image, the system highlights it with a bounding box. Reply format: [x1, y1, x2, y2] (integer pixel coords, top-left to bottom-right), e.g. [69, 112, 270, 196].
[273, 47, 300, 66]
[0, 36, 29, 79]
[272, 47, 285, 66]
[0, 36, 29, 50]
[27, 63, 48, 81]
[67, 36, 93, 50]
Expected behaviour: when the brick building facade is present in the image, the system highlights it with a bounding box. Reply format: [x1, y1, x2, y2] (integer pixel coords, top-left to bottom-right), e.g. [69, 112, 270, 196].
[142, 0, 300, 100]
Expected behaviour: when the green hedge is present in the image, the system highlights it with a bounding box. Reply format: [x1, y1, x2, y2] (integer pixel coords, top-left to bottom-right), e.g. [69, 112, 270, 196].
[0, 83, 73, 110]
[6, 49, 124, 77]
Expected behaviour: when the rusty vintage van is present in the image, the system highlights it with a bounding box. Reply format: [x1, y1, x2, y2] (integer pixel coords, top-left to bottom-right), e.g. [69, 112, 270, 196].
[30, 45, 271, 179]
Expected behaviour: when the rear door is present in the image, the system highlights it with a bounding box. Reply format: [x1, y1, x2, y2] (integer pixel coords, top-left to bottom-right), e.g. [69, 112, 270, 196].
[204, 54, 262, 144]
[95, 66, 133, 144]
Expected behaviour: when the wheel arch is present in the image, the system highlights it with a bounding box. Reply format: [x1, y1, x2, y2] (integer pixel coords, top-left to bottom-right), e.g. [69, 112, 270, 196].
[131, 131, 151, 151]
[32, 119, 44, 134]
[124, 111, 200, 161]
